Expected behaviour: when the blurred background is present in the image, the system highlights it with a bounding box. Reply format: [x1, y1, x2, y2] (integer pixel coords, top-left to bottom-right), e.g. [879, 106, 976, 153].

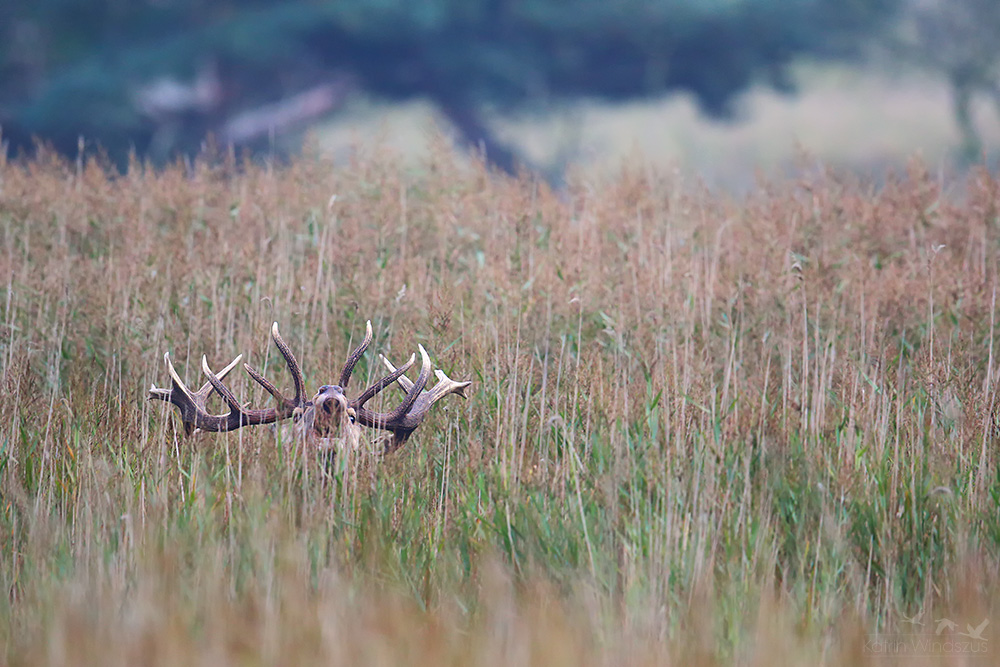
[1, 0, 998, 186]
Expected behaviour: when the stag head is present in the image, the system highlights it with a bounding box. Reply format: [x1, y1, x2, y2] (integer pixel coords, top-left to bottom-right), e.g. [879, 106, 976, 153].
[148, 321, 470, 453]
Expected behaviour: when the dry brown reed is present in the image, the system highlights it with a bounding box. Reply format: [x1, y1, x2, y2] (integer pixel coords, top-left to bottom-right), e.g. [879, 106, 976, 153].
[1, 141, 999, 664]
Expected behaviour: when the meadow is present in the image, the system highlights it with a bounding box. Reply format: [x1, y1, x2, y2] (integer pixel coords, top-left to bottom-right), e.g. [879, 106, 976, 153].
[1, 142, 1000, 665]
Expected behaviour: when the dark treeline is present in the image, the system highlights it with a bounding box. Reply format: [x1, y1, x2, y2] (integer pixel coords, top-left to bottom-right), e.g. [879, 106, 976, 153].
[1, 0, 900, 172]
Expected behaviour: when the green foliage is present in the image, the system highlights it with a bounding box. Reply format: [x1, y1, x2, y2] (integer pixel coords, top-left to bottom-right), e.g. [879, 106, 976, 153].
[1, 0, 901, 166]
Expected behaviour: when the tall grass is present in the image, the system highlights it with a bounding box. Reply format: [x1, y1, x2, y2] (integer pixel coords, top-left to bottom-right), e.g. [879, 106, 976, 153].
[1, 143, 999, 664]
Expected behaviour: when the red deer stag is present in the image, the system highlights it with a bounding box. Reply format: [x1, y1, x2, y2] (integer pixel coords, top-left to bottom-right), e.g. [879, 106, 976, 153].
[149, 321, 470, 453]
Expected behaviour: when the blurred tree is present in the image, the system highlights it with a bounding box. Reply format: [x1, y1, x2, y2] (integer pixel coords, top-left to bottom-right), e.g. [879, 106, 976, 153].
[1, 0, 900, 173]
[887, 0, 1000, 163]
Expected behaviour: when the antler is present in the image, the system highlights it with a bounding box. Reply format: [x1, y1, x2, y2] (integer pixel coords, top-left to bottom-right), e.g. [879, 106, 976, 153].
[338, 320, 374, 388]
[334, 319, 421, 412]
[149, 320, 471, 453]
[374, 348, 472, 453]
[149, 322, 306, 434]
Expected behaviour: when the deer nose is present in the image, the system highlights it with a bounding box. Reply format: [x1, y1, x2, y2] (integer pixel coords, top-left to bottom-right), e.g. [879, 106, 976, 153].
[313, 386, 347, 414]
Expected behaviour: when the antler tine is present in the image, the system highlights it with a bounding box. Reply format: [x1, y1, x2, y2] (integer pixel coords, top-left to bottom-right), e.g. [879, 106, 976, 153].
[198, 355, 289, 431]
[338, 320, 373, 388]
[242, 322, 305, 418]
[377, 355, 472, 455]
[389, 344, 433, 420]
[201, 356, 248, 416]
[375, 351, 471, 454]
[379, 353, 416, 392]
[352, 353, 416, 408]
[353, 345, 432, 436]
[149, 352, 244, 435]
[427, 369, 472, 402]
[149, 322, 306, 434]
[149, 351, 243, 404]
[381, 355, 472, 404]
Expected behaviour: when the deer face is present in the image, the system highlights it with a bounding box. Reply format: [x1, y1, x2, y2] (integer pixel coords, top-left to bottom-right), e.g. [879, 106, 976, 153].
[311, 385, 354, 432]
[310, 384, 360, 445]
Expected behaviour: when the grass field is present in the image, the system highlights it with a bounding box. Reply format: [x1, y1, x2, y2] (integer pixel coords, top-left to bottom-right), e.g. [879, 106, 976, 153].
[2, 144, 1000, 664]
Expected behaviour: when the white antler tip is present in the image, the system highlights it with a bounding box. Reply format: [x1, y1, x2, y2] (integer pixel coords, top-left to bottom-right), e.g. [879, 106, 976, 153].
[201, 355, 213, 375]
[271, 321, 280, 337]
[365, 320, 373, 336]
[163, 351, 190, 393]
[216, 353, 244, 378]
